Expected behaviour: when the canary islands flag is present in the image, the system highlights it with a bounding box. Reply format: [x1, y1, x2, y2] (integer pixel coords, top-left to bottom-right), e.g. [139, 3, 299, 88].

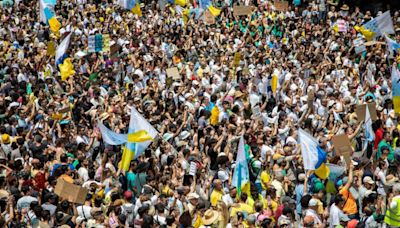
[199, 0, 220, 17]
[298, 129, 330, 179]
[392, 65, 400, 114]
[232, 136, 250, 195]
[120, 0, 142, 16]
[362, 11, 394, 40]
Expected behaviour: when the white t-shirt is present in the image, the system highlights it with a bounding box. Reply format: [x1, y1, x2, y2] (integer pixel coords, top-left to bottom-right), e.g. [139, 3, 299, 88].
[329, 204, 347, 228]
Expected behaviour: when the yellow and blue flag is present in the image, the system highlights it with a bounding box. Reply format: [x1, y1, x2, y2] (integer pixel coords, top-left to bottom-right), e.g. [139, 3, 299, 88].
[361, 11, 394, 40]
[120, 0, 142, 16]
[167, 0, 186, 6]
[392, 66, 400, 114]
[98, 107, 157, 170]
[232, 136, 250, 195]
[199, 0, 221, 17]
[40, 0, 60, 32]
[298, 129, 330, 179]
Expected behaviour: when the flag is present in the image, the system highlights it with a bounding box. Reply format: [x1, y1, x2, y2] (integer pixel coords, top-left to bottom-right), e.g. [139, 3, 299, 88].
[59, 58, 75, 81]
[210, 106, 219, 125]
[232, 136, 250, 195]
[298, 129, 330, 179]
[129, 106, 158, 158]
[56, 33, 72, 64]
[365, 105, 375, 142]
[392, 65, 400, 113]
[48, 17, 61, 33]
[120, 0, 142, 16]
[362, 11, 394, 40]
[175, 0, 186, 6]
[271, 74, 278, 93]
[131, 3, 142, 16]
[98, 122, 130, 145]
[199, 0, 220, 17]
[385, 35, 400, 56]
[98, 122, 154, 145]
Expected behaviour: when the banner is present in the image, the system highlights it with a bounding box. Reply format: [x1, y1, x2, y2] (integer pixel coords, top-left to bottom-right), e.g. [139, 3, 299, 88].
[392, 66, 400, 113]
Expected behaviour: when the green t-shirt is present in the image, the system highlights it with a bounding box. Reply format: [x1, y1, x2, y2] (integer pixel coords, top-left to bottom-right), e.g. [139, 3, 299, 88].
[378, 140, 394, 162]
[126, 171, 136, 192]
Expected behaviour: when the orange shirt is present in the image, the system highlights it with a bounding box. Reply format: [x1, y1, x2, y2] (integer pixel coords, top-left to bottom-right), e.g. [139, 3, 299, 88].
[339, 187, 357, 215]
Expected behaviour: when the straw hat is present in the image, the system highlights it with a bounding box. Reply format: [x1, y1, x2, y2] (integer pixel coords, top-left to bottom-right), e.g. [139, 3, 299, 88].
[202, 209, 219, 226]
[327, 0, 338, 6]
[340, 4, 349, 11]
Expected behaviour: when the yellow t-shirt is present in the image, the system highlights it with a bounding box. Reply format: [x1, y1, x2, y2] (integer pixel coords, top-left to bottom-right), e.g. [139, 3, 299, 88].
[247, 194, 267, 209]
[339, 187, 357, 215]
[230, 203, 254, 217]
[260, 171, 271, 190]
[210, 189, 224, 207]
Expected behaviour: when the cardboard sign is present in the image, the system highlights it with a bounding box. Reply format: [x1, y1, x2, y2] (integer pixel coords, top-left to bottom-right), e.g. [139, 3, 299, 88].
[234, 52, 241, 67]
[332, 134, 353, 166]
[54, 179, 88, 204]
[58, 106, 70, 113]
[233, 5, 254, 16]
[274, 1, 288, 11]
[363, 41, 385, 46]
[204, 10, 215, 24]
[166, 67, 180, 80]
[355, 102, 377, 122]
[110, 43, 121, 57]
[46, 41, 56, 57]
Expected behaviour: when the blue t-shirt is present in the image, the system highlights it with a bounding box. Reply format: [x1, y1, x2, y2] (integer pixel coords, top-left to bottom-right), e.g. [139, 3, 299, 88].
[295, 184, 304, 215]
[51, 163, 75, 176]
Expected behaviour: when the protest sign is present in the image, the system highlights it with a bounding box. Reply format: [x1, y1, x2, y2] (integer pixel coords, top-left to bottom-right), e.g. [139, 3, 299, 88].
[331, 69, 345, 78]
[204, 10, 215, 24]
[355, 102, 377, 122]
[233, 5, 254, 16]
[274, 1, 288, 11]
[54, 179, 88, 204]
[189, 162, 197, 176]
[166, 67, 180, 80]
[234, 52, 241, 67]
[332, 134, 353, 166]
[252, 105, 261, 118]
[355, 45, 367, 54]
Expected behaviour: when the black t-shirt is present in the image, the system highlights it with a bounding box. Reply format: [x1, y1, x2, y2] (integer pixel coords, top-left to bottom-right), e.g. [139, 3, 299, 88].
[29, 142, 47, 158]
[208, 147, 218, 171]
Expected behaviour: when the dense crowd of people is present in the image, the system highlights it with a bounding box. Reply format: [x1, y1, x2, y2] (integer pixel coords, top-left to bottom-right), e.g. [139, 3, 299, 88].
[0, 0, 400, 227]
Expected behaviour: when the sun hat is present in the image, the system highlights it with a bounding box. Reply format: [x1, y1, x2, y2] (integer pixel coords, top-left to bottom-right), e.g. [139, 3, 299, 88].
[202, 209, 219, 225]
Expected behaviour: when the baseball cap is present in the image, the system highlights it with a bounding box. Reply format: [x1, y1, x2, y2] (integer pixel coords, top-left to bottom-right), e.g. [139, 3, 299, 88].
[363, 176, 374, 185]
[308, 198, 318, 207]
